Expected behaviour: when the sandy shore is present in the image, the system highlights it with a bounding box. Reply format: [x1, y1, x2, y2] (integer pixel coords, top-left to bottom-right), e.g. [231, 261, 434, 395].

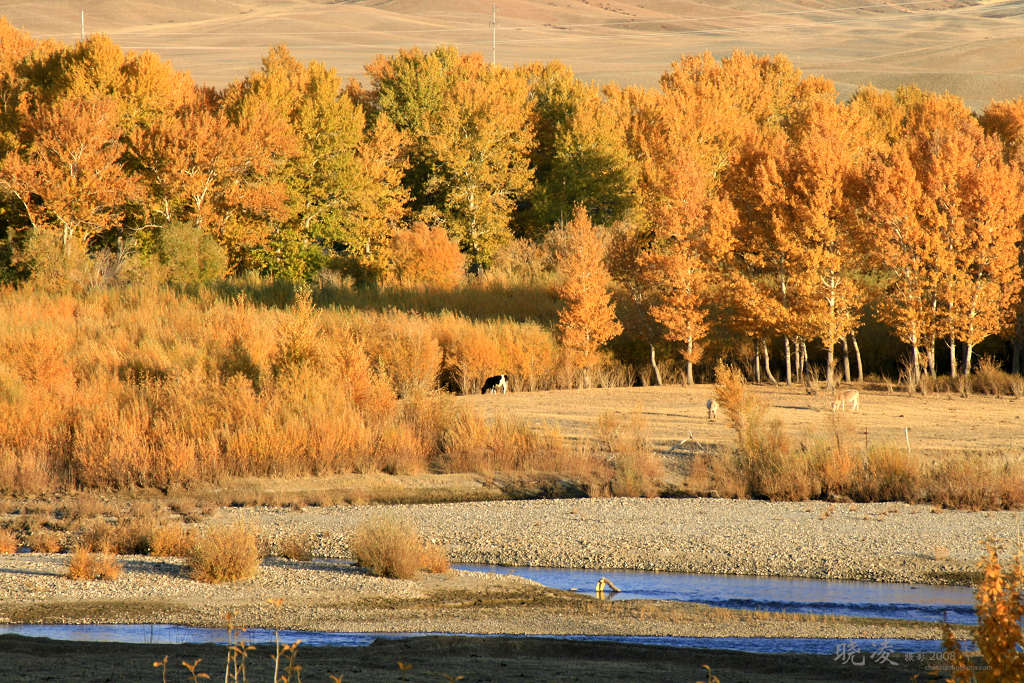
[229, 497, 1016, 585]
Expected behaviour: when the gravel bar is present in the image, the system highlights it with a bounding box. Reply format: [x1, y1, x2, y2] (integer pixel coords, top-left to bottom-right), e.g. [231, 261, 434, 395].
[227, 497, 1020, 584]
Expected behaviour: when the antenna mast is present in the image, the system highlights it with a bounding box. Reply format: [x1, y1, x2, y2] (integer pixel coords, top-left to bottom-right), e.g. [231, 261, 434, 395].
[81, 10, 85, 41]
[491, 4, 496, 65]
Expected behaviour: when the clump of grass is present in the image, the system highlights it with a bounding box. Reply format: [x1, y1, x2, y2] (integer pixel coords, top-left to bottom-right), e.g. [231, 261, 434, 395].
[597, 412, 663, 497]
[67, 546, 121, 581]
[26, 529, 63, 553]
[187, 524, 263, 583]
[973, 356, 1016, 396]
[349, 516, 449, 579]
[148, 521, 195, 557]
[0, 528, 17, 553]
[278, 533, 314, 561]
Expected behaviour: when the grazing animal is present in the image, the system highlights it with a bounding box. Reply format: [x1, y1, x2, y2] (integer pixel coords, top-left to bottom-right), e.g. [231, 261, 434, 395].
[481, 374, 509, 394]
[706, 398, 719, 421]
[831, 389, 860, 413]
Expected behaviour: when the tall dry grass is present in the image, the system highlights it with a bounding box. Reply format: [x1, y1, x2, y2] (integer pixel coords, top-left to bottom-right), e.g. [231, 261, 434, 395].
[0, 281, 609, 494]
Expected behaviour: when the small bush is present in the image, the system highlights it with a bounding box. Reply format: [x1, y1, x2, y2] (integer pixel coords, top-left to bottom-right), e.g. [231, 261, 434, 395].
[349, 516, 449, 579]
[385, 222, 466, 290]
[278, 533, 313, 561]
[944, 545, 1024, 680]
[67, 546, 121, 581]
[0, 528, 17, 553]
[157, 221, 228, 287]
[148, 522, 195, 557]
[188, 524, 262, 583]
[26, 529, 63, 553]
[973, 357, 1015, 396]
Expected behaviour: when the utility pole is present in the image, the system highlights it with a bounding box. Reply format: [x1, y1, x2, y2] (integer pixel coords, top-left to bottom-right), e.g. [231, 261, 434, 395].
[491, 4, 496, 66]
[81, 9, 85, 41]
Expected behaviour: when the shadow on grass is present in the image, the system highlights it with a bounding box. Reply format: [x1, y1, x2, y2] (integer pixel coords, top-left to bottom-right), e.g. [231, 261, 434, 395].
[208, 277, 560, 325]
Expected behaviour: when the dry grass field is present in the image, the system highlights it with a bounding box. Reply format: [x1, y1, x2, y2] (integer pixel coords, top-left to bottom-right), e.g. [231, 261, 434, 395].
[3, 0, 1024, 108]
[461, 383, 1024, 456]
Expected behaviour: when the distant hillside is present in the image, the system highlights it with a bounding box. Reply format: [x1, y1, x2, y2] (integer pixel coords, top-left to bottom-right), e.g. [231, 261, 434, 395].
[3, 0, 1024, 106]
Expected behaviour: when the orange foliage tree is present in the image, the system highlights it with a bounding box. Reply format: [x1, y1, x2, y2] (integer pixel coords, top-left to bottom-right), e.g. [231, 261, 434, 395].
[981, 98, 1024, 374]
[0, 94, 138, 250]
[366, 47, 534, 268]
[556, 206, 622, 386]
[744, 93, 863, 389]
[862, 88, 1024, 381]
[618, 79, 736, 384]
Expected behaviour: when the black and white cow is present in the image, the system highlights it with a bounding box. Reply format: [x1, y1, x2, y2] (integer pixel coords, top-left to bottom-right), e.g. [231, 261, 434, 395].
[481, 374, 509, 394]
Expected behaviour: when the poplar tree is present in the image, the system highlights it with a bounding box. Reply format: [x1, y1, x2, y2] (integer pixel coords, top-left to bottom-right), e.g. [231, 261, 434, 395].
[556, 206, 622, 386]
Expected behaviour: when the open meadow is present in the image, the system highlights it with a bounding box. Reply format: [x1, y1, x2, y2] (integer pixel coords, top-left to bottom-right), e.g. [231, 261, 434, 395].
[462, 383, 1024, 457]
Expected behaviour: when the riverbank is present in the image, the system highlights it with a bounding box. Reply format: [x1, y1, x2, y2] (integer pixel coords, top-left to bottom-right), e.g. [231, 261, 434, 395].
[229, 497, 1015, 585]
[0, 634, 940, 682]
[0, 554, 957, 642]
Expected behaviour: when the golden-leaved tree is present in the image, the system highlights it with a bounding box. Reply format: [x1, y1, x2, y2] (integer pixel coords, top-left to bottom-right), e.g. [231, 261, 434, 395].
[224, 46, 408, 279]
[862, 87, 1024, 381]
[556, 206, 622, 386]
[618, 80, 736, 384]
[520, 61, 638, 236]
[366, 47, 534, 268]
[0, 93, 139, 251]
[981, 98, 1024, 374]
[744, 93, 862, 389]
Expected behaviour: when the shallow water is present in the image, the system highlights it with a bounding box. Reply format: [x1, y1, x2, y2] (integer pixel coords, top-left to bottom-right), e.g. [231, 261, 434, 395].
[0, 624, 967, 655]
[456, 564, 977, 625]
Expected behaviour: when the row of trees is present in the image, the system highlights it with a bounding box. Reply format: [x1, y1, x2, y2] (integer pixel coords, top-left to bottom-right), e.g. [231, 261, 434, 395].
[1, 20, 1023, 385]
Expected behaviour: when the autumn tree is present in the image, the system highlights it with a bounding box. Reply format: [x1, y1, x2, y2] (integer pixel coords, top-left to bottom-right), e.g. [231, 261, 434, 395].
[652, 51, 831, 384]
[861, 87, 1024, 382]
[0, 94, 138, 252]
[519, 61, 637, 236]
[385, 221, 466, 290]
[615, 79, 738, 384]
[224, 46, 408, 279]
[128, 92, 295, 265]
[366, 47, 534, 268]
[981, 98, 1024, 374]
[744, 94, 863, 389]
[556, 206, 622, 386]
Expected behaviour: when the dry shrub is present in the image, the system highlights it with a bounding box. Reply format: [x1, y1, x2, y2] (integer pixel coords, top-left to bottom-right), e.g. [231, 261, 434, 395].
[944, 545, 1024, 680]
[852, 444, 923, 503]
[385, 222, 466, 290]
[148, 522, 195, 557]
[26, 530, 63, 553]
[79, 519, 116, 551]
[597, 412, 663, 497]
[349, 516, 448, 579]
[62, 494, 112, 521]
[0, 528, 17, 553]
[67, 546, 121, 581]
[188, 524, 262, 583]
[278, 534, 313, 561]
[972, 357, 1015, 396]
[928, 455, 1024, 510]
